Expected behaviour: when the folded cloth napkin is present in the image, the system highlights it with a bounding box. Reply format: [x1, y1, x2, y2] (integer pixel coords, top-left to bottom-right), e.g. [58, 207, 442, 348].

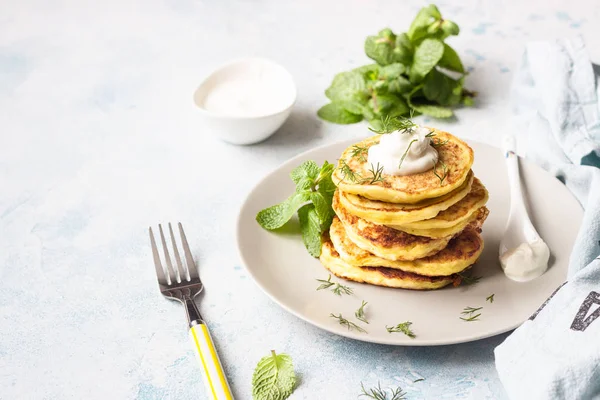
[495, 37, 600, 400]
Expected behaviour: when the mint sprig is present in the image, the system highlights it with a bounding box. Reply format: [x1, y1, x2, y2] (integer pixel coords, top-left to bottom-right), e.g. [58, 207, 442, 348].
[256, 160, 335, 257]
[318, 4, 471, 124]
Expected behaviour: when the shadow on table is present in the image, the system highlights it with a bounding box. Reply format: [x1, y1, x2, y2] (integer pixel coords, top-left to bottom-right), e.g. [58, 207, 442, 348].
[260, 107, 324, 148]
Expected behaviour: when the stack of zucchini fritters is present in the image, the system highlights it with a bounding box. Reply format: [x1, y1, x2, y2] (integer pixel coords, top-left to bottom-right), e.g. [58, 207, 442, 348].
[320, 130, 489, 290]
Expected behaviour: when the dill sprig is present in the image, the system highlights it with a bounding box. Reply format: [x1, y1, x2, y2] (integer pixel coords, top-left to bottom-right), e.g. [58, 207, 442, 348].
[432, 137, 449, 147]
[330, 313, 367, 333]
[458, 272, 482, 286]
[351, 145, 369, 162]
[364, 163, 385, 184]
[369, 115, 418, 135]
[332, 283, 353, 296]
[486, 294, 495, 303]
[386, 321, 416, 338]
[316, 275, 335, 291]
[460, 306, 482, 322]
[360, 382, 407, 400]
[432, 159, 448, 184]
[337, 159, 362, 183]
[355, 300, 369, 324]
[316, 275, 353, 296]
[398, 139, 418, 170]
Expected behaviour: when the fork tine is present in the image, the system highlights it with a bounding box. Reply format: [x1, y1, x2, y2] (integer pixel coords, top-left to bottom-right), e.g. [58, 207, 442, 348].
[169, 223, 186, 282]
[178, 222, 199, 281]
[159, 224, 176, 285]
[149, 227, 168, 286]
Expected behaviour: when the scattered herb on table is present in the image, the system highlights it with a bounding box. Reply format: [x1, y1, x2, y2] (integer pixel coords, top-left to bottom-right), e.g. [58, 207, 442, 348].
[330, 313, 367, 333]
[457, 272, 481, 286]
[316, 275, 353, 295]
[386, 322, 416, 338]
[355, 300, 369, 324]
[256, 160, 336, 257]
[486, 294, 495, 303]
[460, 306, 482, 322]
[318, 4, 473, 125]
[360, 382, 407, 400]
[332, 283, 353, 296]
[252, 350, 296, 400]
[316, 275, 335, 290]
[413, 378, 425, 383]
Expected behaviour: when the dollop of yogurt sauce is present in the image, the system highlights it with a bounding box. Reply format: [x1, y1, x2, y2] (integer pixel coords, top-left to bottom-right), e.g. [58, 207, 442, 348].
[500, 239, 550, 282]
[368, 126, 439, 175]
[203, 79, 288, 117]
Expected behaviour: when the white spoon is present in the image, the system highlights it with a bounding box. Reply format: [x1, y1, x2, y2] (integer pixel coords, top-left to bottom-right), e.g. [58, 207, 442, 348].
[499, 135, 550, 282]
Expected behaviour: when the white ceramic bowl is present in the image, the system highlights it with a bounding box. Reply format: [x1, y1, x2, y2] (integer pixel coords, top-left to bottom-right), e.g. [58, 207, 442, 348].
[193, 58, 296, 145]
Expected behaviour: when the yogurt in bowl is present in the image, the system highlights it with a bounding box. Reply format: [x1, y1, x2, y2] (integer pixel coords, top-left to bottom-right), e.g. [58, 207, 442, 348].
[194, 58, 296, 145]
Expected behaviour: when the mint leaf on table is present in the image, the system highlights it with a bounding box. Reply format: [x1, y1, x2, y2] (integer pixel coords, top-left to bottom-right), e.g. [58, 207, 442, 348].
[388, 75, 413, 94]
[423, 69, 462, 106]
[252, 350, 296, 400]
[441, 20, 460, 37]
[318, 5, 469, 123]
[438, 43, 464, 73]
[365, 28, 397, 66]
[393, 33, 414, 65]
[325, 71, 366, 102]
[318, 103, 363, 124]
[337, 100, 366, 115]
[410, 38, 445, 83]
[407, 4, 441, 41]
[298, 204, 323, 257]
[410, 102, 454, 118]
[379, 63, 405, 79]
[369, 93, 409, 118]
[256, 191, 311, 230]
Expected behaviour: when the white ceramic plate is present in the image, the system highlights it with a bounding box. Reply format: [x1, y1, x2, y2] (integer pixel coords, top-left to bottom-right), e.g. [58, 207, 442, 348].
[236, 139, 583, 345]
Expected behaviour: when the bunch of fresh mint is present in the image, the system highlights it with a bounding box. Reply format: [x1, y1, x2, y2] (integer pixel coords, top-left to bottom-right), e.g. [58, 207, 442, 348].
[256, 160, 335, 257]
[318, 4, 472, 126]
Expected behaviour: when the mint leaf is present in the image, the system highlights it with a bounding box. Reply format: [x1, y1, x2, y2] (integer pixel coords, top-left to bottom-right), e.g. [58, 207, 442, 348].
[410, 38, 444, 83]
[369, 93, 409, 117]
[463, 96, 475, 106]
[353, 64, 379, 76]
[290, 160, 319, 191]
[423, 69, 462, 106]
[411, 102, 454, 118]
[441, 20, 460, 37]
[388, 76, 413, 94]
[407, 5, 440, 41]
[252, 350, 296, 400]
[338, 100, 366, 115]
[439, 44, 464, 73]
[298, 204, 323, 257]
[365, 28, 396, 65]
[256, 191, 310, 230]
[317, 103, 363, 124]
[325, 71, 366, 102]
[310, 192, 334, 228]
[379, 63, 405, 79]
[393, 33, 414, 65]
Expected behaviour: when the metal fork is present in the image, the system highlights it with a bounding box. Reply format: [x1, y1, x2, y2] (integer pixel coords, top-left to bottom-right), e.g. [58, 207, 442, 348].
[149, 222, 233, 400]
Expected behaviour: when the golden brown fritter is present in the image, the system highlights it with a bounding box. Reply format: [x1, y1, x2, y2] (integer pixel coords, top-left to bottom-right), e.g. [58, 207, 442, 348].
[332, 130, 474, 203]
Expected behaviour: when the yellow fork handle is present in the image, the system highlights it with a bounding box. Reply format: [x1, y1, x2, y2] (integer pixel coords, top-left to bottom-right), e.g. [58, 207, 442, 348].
[190, 323, 233, 400]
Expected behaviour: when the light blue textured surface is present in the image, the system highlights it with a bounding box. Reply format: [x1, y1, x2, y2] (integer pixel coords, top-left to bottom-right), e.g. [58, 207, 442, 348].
[0, 1, 598, 399]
